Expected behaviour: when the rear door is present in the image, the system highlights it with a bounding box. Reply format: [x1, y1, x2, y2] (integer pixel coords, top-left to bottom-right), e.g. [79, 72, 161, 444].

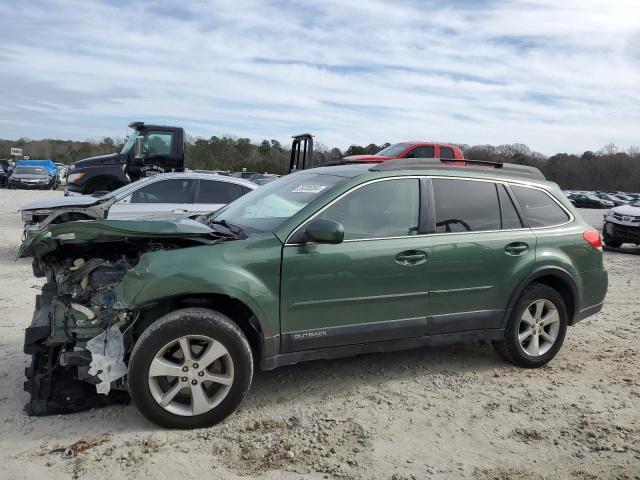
[192, 179, 251, 216]
[107, 178, 195, 219]
[421, 178, 536, 334]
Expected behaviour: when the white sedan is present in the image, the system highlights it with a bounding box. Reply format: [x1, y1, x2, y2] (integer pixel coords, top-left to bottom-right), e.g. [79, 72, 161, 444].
[20, 172, 257, 234]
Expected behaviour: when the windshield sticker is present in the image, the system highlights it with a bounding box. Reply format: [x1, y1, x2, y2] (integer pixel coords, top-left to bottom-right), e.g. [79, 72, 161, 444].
[292, 185, 327, 194]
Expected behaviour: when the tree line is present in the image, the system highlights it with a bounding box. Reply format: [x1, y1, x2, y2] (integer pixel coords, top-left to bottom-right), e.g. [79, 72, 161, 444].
[2, 136, 639, 192]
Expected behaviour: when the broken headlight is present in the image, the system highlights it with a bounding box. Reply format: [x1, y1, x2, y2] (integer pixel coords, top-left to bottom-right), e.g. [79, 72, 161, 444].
[22, 209, 53, 223]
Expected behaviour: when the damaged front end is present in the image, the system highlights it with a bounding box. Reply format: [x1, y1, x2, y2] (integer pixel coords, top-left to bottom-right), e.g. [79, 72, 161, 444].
[21, 219, 218, 415]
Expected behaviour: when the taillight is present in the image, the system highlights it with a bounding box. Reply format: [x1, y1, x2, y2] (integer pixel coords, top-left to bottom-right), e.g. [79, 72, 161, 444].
[583, 228, 602, 249]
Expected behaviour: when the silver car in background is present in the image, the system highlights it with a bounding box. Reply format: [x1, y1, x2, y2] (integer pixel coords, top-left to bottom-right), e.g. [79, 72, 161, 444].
[20, 172, 257, 234]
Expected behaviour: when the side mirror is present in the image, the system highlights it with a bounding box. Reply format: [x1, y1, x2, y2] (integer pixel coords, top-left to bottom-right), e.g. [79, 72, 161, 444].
[133, 136, 144, 163]
[304, 219, 344, 244]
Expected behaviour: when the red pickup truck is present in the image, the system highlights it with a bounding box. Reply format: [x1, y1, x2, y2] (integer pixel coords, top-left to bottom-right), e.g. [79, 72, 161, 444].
[343, 142, 464, 163]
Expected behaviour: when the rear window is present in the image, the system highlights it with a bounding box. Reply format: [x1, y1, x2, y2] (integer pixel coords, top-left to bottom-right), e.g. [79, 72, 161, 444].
[511, 185, 570, 227]
[197, 180, 245, 204]
[433, 178, 501, 232]
[439, 147, 455, 159]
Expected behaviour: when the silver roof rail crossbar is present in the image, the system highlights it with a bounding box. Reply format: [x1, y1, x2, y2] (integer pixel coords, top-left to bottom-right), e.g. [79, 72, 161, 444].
[369, 158, 545, 180]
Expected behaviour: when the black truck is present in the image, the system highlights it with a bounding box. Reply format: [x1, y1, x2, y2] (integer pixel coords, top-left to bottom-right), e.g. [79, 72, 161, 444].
[65, 122, 185, 195]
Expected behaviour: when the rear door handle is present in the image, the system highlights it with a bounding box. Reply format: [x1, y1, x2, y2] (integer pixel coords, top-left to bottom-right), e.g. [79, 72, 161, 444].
[395, 250, 427, 266]
[171, 209, 188, 213]
[505, 242, 529, 255]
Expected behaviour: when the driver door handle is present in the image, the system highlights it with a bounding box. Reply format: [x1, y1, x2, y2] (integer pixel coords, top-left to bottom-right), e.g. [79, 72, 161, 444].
[395, 250, 427, 266]
[171, 209, 188, 213]
[505, 242, 529, 255]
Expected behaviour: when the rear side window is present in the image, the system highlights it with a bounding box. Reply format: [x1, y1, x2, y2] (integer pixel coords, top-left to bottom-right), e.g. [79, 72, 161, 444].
[405, 146, 434, 158]
[511, 185, 570, 227]
[439, 147, 455, 159]
[433, 179, 500, 232]
[318, 178, 420, 240]
[197, 180, 245, 204]
[130, 179, 193, 204]
[498, 185, 523, 229]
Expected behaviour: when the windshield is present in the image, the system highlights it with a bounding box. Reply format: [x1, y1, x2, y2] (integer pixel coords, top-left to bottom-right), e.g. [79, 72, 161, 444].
[120, 133, 139, 154]
[375, 142, 411, 157]
[212, 172, 350, 233]
[14, 167, 47, 175]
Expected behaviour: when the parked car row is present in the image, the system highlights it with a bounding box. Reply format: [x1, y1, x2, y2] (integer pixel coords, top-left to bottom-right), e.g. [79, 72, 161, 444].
[562, 190, 640, 209]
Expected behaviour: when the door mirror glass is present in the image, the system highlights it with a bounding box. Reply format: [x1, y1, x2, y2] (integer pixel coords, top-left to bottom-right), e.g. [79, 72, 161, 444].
[304, 219, 344, 244]
[133, 136, 144, 162]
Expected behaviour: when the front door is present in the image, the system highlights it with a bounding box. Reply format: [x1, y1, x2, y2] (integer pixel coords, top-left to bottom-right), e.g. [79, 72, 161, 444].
[280, 177, 431, 352]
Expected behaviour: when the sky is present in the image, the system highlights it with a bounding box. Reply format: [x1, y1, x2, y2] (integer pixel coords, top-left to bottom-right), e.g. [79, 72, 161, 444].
[0, 0, 639, 155]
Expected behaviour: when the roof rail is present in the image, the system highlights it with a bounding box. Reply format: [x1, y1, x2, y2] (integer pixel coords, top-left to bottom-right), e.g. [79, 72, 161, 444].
[370, 158, 546, 180]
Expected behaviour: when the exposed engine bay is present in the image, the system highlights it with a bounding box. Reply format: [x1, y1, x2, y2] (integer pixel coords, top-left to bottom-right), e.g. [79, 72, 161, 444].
[24, 237, 206, 415]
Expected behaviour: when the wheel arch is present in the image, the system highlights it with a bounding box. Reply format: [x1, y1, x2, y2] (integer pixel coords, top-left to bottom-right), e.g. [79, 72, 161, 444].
[131, 294, 273, 360]
[502, 267, 579, 327]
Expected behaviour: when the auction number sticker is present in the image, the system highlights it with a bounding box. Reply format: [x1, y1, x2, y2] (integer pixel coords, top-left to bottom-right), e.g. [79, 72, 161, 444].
[292, 185, 327, 194]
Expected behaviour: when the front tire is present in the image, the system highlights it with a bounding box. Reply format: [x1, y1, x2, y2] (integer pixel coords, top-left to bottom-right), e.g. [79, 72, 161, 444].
[128, 308, 253, 429]
[493, 284, 567, 368]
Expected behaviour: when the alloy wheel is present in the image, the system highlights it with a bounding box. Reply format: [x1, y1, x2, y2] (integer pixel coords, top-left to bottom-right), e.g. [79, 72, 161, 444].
[517, 299, 560, 357]
[147, 335, 234, 416]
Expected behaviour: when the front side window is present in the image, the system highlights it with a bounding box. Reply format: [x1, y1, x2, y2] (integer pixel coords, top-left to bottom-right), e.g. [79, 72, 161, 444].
[317, 179, 420, 240]
[511, 185, 570, 227]
[143, 132, 173, 156]
[433, 178, 501, 232]
[197, 180, 245, 204]
[405, 146, 434, 158]
[130, 179, 193, 204]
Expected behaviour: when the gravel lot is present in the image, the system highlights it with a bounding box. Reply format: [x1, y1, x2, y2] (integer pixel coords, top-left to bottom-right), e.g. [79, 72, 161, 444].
[0, 189, 638, 480]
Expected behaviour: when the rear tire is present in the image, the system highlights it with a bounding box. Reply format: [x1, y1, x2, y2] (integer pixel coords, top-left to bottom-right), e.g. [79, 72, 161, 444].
[128, 308, 253, 429]
[493, 284, 567, 368]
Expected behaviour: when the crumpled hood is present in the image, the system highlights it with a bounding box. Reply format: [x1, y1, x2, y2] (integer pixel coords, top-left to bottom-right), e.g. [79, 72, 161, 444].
[19, 218, 216, 258]
[20, 194, 105, 211]
[71, 152, 127, 168]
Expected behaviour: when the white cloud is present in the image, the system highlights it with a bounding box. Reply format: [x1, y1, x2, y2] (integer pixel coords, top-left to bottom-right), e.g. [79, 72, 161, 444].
[0, 0, 638, 154]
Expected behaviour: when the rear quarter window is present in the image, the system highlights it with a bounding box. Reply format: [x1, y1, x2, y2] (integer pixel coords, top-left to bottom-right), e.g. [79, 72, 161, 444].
[511, 185, 570, 227]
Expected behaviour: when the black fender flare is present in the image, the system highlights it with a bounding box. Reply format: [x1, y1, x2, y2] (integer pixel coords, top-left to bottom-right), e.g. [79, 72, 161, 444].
[501, 266, 579, 328]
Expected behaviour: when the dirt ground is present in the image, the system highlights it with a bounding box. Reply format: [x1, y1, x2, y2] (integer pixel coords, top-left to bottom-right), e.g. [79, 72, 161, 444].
[0, 188, 638, 480]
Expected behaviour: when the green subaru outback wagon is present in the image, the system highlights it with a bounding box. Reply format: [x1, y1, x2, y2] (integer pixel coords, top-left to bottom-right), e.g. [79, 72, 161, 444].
[21, 159, 607, 428]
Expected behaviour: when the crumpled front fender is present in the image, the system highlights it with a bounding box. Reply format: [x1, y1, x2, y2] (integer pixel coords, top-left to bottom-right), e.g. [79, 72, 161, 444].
[114, 234, 282, 337]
